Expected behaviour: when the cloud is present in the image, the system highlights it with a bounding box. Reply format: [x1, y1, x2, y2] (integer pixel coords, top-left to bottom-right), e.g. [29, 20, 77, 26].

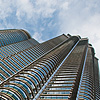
[15, 0, 35, 21]
[0, 0, 65, 38]
[0, 0, 12, 19]
[57, 0, 100, 61]
[0, 0, 100, 65]
[32, 32, 43, 42]
[34, 0, 57, 18]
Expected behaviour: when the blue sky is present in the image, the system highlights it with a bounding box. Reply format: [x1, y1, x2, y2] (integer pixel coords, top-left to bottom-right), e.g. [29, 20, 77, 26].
[0, 0, 100, 66]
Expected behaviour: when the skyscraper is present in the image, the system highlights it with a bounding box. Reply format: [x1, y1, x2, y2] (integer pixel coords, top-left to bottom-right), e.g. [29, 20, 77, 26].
[0, 29, 100, 100]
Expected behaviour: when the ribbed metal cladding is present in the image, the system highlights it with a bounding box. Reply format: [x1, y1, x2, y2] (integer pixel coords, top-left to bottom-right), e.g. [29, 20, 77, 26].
[0, 29, 100, 100]
[0, 29, 31, 47]
[37, 39, 88, 100]
[78, 46, 94, 99]
[0, 34, 79, 100]
[0, 30, 68, 83]
[78, 46, 100, 100]
[94, 57, 100, 99]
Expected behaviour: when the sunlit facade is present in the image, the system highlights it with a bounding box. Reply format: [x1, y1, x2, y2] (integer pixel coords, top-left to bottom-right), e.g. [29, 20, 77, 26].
[0, 29, 100, 100]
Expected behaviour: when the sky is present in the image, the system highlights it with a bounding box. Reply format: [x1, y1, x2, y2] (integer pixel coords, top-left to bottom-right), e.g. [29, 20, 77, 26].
[0, 0, 100, 67]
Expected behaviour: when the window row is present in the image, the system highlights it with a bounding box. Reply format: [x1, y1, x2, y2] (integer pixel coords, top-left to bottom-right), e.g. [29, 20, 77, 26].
[0, 50, 60, 100]
[0, 39, 39, 59]
[0, 36, 80, 99]
[0, 30, 30, 47]
[0, 44, 48, 82]
[39, 39, 88, 99]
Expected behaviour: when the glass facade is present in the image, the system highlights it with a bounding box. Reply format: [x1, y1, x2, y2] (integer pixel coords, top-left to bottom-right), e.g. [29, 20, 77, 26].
[0, 29, 100, 100]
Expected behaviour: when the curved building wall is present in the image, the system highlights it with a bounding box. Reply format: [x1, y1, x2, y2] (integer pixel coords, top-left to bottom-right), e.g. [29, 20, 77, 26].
[0, 29, 31, 47]
[38, 39, 88, 99]
[94, 57, 100, 99]
[0, 29, 99, 100]
[0, 36, 79, 100]
[0, 30, 69, 83]
[78, 47, 100, 100]
[78, 46, 94, 100]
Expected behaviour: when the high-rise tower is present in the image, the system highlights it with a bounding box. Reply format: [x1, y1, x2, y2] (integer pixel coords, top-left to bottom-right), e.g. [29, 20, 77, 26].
[0, 29, 100, 100]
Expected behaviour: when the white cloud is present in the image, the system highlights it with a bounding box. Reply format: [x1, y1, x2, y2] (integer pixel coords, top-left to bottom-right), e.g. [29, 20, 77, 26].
[57, 0, 100, 64]
[15, 0, 35, 21]
[0, 0, 69, 26]
[32, 32, 43, 42]
[34, 0, 57, 18]
[0, 0, 12, 19]
[0, 0, 66, 28]
[14, 0, 61, 21]
[0, 0, 100, 65]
